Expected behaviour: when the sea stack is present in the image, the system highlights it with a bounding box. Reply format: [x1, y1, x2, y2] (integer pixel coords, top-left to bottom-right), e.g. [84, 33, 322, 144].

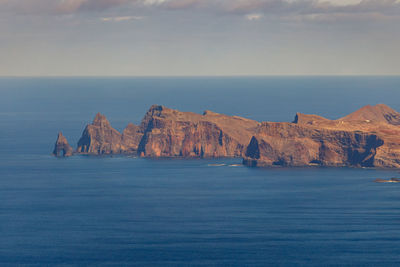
[53, 132, 74, 157]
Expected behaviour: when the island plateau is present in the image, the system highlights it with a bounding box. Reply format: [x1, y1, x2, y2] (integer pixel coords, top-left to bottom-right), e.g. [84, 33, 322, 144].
[53, 104, 400, 168]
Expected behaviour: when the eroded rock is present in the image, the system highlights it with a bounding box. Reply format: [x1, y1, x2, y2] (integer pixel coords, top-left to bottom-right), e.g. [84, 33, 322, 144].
[53, 132, 73, 157]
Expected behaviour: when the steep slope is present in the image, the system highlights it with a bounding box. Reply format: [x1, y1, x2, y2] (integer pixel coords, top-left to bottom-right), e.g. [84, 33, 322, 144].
[340, 104, 400, 125]
[137, 105, 259, 157]
[76, 113, 124, 154]
[54, 103, 400, 168]
[243, 122, 384, 167]
[246, 104, 400, 168]
[73, 105, 259, 158]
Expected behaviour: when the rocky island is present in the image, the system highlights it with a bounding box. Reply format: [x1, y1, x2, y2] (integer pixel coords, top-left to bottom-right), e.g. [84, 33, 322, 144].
[53, 104, 400, 168]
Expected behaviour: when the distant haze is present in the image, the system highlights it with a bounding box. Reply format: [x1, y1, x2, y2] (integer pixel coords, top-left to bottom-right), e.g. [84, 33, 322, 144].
[1, 0, 400, 76]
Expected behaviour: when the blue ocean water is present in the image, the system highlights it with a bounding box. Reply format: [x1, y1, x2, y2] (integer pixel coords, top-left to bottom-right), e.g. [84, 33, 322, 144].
[1, 77, 400, 266]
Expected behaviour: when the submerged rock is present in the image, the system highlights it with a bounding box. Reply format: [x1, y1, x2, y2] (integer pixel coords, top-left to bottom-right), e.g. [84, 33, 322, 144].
[52, 132, 73, 157]
[374, 178, 400, 183]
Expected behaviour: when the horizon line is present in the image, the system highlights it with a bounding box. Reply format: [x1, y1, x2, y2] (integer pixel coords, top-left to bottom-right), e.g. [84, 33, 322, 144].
[1, 74, 400, 78]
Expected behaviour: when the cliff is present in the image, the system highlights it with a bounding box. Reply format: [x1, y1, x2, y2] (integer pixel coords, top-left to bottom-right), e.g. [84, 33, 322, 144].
[54, 104, 400, 168]
[74, 106, 259, 157]
[137, 105, 259, 157]
[76, 113, 125, 154]
[243, 123, 383, 167]
[244, 104, 400, 168]
[53, 132, 74, 157]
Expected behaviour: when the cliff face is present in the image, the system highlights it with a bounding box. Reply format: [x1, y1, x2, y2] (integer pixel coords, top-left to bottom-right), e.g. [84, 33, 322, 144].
[53, 132, 74, 157]
[121, 123, 143, 154]
[137, 105, 259, 157]
[243, 123, 384, 167]
[244, 104, 400, 168]
[74, 106, 258, 158]
[76, 113, 124, 154]
[54, 103, 400, 168]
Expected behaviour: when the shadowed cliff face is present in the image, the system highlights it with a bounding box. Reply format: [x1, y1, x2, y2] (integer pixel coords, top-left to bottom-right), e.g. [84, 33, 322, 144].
[56, 103, 400, 168]
[53, 132, 73, 157]
[243, 123, 384, 167]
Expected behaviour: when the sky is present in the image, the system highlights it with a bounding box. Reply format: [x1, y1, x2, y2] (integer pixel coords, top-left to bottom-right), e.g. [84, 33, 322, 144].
[1, 0, 400, 76]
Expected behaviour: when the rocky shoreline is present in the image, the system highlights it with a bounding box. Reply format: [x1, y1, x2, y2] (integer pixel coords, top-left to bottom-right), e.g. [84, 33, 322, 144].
[53, 104, 400, 168]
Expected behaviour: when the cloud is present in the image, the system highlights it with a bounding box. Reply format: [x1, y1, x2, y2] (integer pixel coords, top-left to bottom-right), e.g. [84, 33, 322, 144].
[245, 13, 263, 21]
[101, 15, 144, 21]
[1, 0, 399, 22]
[56, 0, 135, 13]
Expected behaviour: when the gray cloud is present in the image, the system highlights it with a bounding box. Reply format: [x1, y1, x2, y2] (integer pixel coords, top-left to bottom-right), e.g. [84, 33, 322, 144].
[1, 0, 400, 21]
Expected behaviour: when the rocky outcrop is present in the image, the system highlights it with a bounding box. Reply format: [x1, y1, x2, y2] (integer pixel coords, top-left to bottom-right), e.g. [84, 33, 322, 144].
[243, 122, 384, 167]
[121, 123, 143, 154]
[72, 106, 258, 158]
[137, 105, 259, 157]
[53, 103, 400, 169]
[374, 178, 400, 183]
[340, 104, 400, 125]
[76, 113, 124, 154]
[244, 104, 400, 168]
[293, 113, 329, 125]
[52, 132, 74, 157]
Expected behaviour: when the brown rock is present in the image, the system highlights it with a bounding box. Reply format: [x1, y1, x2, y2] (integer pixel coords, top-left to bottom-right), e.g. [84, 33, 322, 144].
[137, 105, 259, 158]
[121, 123, 143, 154]
[53, 132, 73, 157]
[293, 113, 329, 125]
[243, 122, 383, 167]
[61, 103, 400, 168]
[76, 113, 123, 154]
[245, 104, 400, 168]
[340, 104, 400, 125]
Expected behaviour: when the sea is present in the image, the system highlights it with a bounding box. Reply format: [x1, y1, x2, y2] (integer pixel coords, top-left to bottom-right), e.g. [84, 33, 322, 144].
[1, 76, 400, 266]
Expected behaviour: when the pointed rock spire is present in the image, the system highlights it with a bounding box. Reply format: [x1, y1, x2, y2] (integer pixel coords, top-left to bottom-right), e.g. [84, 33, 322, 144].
[92, 112, 111, 127]
[52, 132, 73, 157]
[76, 113, 122, 154]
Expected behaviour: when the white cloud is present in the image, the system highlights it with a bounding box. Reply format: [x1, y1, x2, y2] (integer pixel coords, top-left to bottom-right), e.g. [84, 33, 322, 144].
[245, 13, 263, 20]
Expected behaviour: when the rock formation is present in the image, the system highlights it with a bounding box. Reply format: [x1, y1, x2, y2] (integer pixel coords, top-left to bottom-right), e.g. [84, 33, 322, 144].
[52, 132, 74, 157]
[54, 103, 400, 168]
[244, 104, 400, 168]
[72, 106, 258, 157]
[243, 123, 383, 167]
[374, 178, 400, 183]
[340, 104, 400, 125]
[137, 105, 259, 157]
[76, 113, 124, 154]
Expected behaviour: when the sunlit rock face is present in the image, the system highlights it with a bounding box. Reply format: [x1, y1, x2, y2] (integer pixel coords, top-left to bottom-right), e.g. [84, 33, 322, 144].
[56, 103, 400, 168]
[76, 113, 124, 155]
[137, 105, 259, 158]
[244, 104, 400, 168]
[73, 105, 259, 158]
[243, 123, 384, 167]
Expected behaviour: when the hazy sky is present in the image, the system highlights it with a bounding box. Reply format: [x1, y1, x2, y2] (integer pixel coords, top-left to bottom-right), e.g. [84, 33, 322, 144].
[1, 0, 400, 76]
